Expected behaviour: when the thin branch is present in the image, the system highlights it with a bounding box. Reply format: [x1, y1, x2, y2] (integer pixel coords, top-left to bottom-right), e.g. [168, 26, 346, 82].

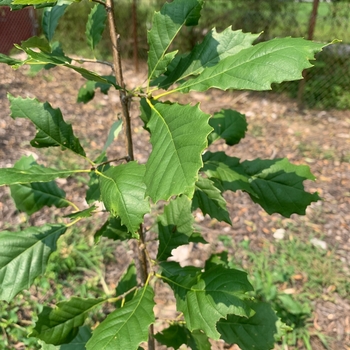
[71, 57, 114, 70]
[94, 156, 130, 169]
[107, 286, 138, 304]
[106, 0, 134, 160]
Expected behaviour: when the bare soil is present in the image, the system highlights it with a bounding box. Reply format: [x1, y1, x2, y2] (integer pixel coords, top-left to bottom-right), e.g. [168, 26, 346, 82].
[0, 60, 349, 350]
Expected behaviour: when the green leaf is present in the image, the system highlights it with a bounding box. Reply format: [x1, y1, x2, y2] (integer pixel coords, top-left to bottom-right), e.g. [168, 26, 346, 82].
[188, 231, 207, 244]
[66, 65, 120, 88]
[160, 261, 201, 279]
[202, 152, 320, 217]
[176, 38, 327, 93]
[192, 176, 231, 224]
[142, 100, 212, 202]
[9, 156, 69, 215]
[208, 109, 247, 146]
[202, 151, 255, 195]
[155, 324, 211, 350]
[0, 166, 80, 186]
[147, 0, 204, 80]
[20, 36, 52, 52]
[86, 153, 109, 204]
[155, 324, 189, 349]
[0, 0, 55, 8]
[115, 261, 137, 308]
[94, 217, 132, 244]
[217, 302, 278, 350]
[241, 158, 321, 216]
[157, 196, 194, 261]
[27, 41, 69, 73]
[77, 76, 116, 104]
[63, 206, 96, 220]
[86, 171, 100, 204]
[99, 162, 150, 233]
[13, 0, 58, 4]
[151, 51, 178, 82]
[187, 330, 211, 350]
[77, 81, 96, 103]
[32, 297, 106, 345]
[16, 44, 70, 66]
[103, 119, 123, 151]
[277, 294, 308, 315]
[8, 94, 86, 157]
[86, 286, 155, 350]
[11, 46, 121, 88]
[42, 4, 68, 42]
[0, 53, 23, 66]
[39, 326, 92, 349]
[0, 224, 66, 301]
[86, 3, 107, 50]
[158, 28, 259, 89]
[204, 252, 229, 271]
[163, 264, 254, 340]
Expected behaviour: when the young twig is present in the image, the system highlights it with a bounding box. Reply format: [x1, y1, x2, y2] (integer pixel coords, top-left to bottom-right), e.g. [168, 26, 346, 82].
[94, 156, 130, 169]
[71, 57, 114, 70]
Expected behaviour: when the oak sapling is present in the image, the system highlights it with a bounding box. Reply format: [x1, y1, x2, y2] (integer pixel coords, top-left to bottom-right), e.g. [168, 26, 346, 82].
[0, 0, 328, 349]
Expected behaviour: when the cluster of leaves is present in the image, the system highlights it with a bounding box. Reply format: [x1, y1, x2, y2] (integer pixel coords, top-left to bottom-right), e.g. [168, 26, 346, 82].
[0, 0, 327, 348]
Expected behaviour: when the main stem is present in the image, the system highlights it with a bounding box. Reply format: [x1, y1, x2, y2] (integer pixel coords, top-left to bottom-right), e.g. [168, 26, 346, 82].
[105, 1, 155, 349]
[106, 0, 134, 161]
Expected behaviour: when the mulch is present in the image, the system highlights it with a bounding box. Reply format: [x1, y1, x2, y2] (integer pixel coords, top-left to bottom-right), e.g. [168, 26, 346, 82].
[0, 59, 349, 350]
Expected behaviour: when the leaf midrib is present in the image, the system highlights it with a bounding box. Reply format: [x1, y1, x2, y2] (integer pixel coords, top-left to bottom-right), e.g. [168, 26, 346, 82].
[173, 43, 311, 93]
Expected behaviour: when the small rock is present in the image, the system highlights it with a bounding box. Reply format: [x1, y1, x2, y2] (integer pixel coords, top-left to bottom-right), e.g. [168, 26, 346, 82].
[273, 228, 285, 240]
[310, 238, 328, 250]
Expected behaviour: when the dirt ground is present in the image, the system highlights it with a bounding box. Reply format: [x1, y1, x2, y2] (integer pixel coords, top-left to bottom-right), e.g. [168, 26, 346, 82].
[0, 60, 349, 350]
